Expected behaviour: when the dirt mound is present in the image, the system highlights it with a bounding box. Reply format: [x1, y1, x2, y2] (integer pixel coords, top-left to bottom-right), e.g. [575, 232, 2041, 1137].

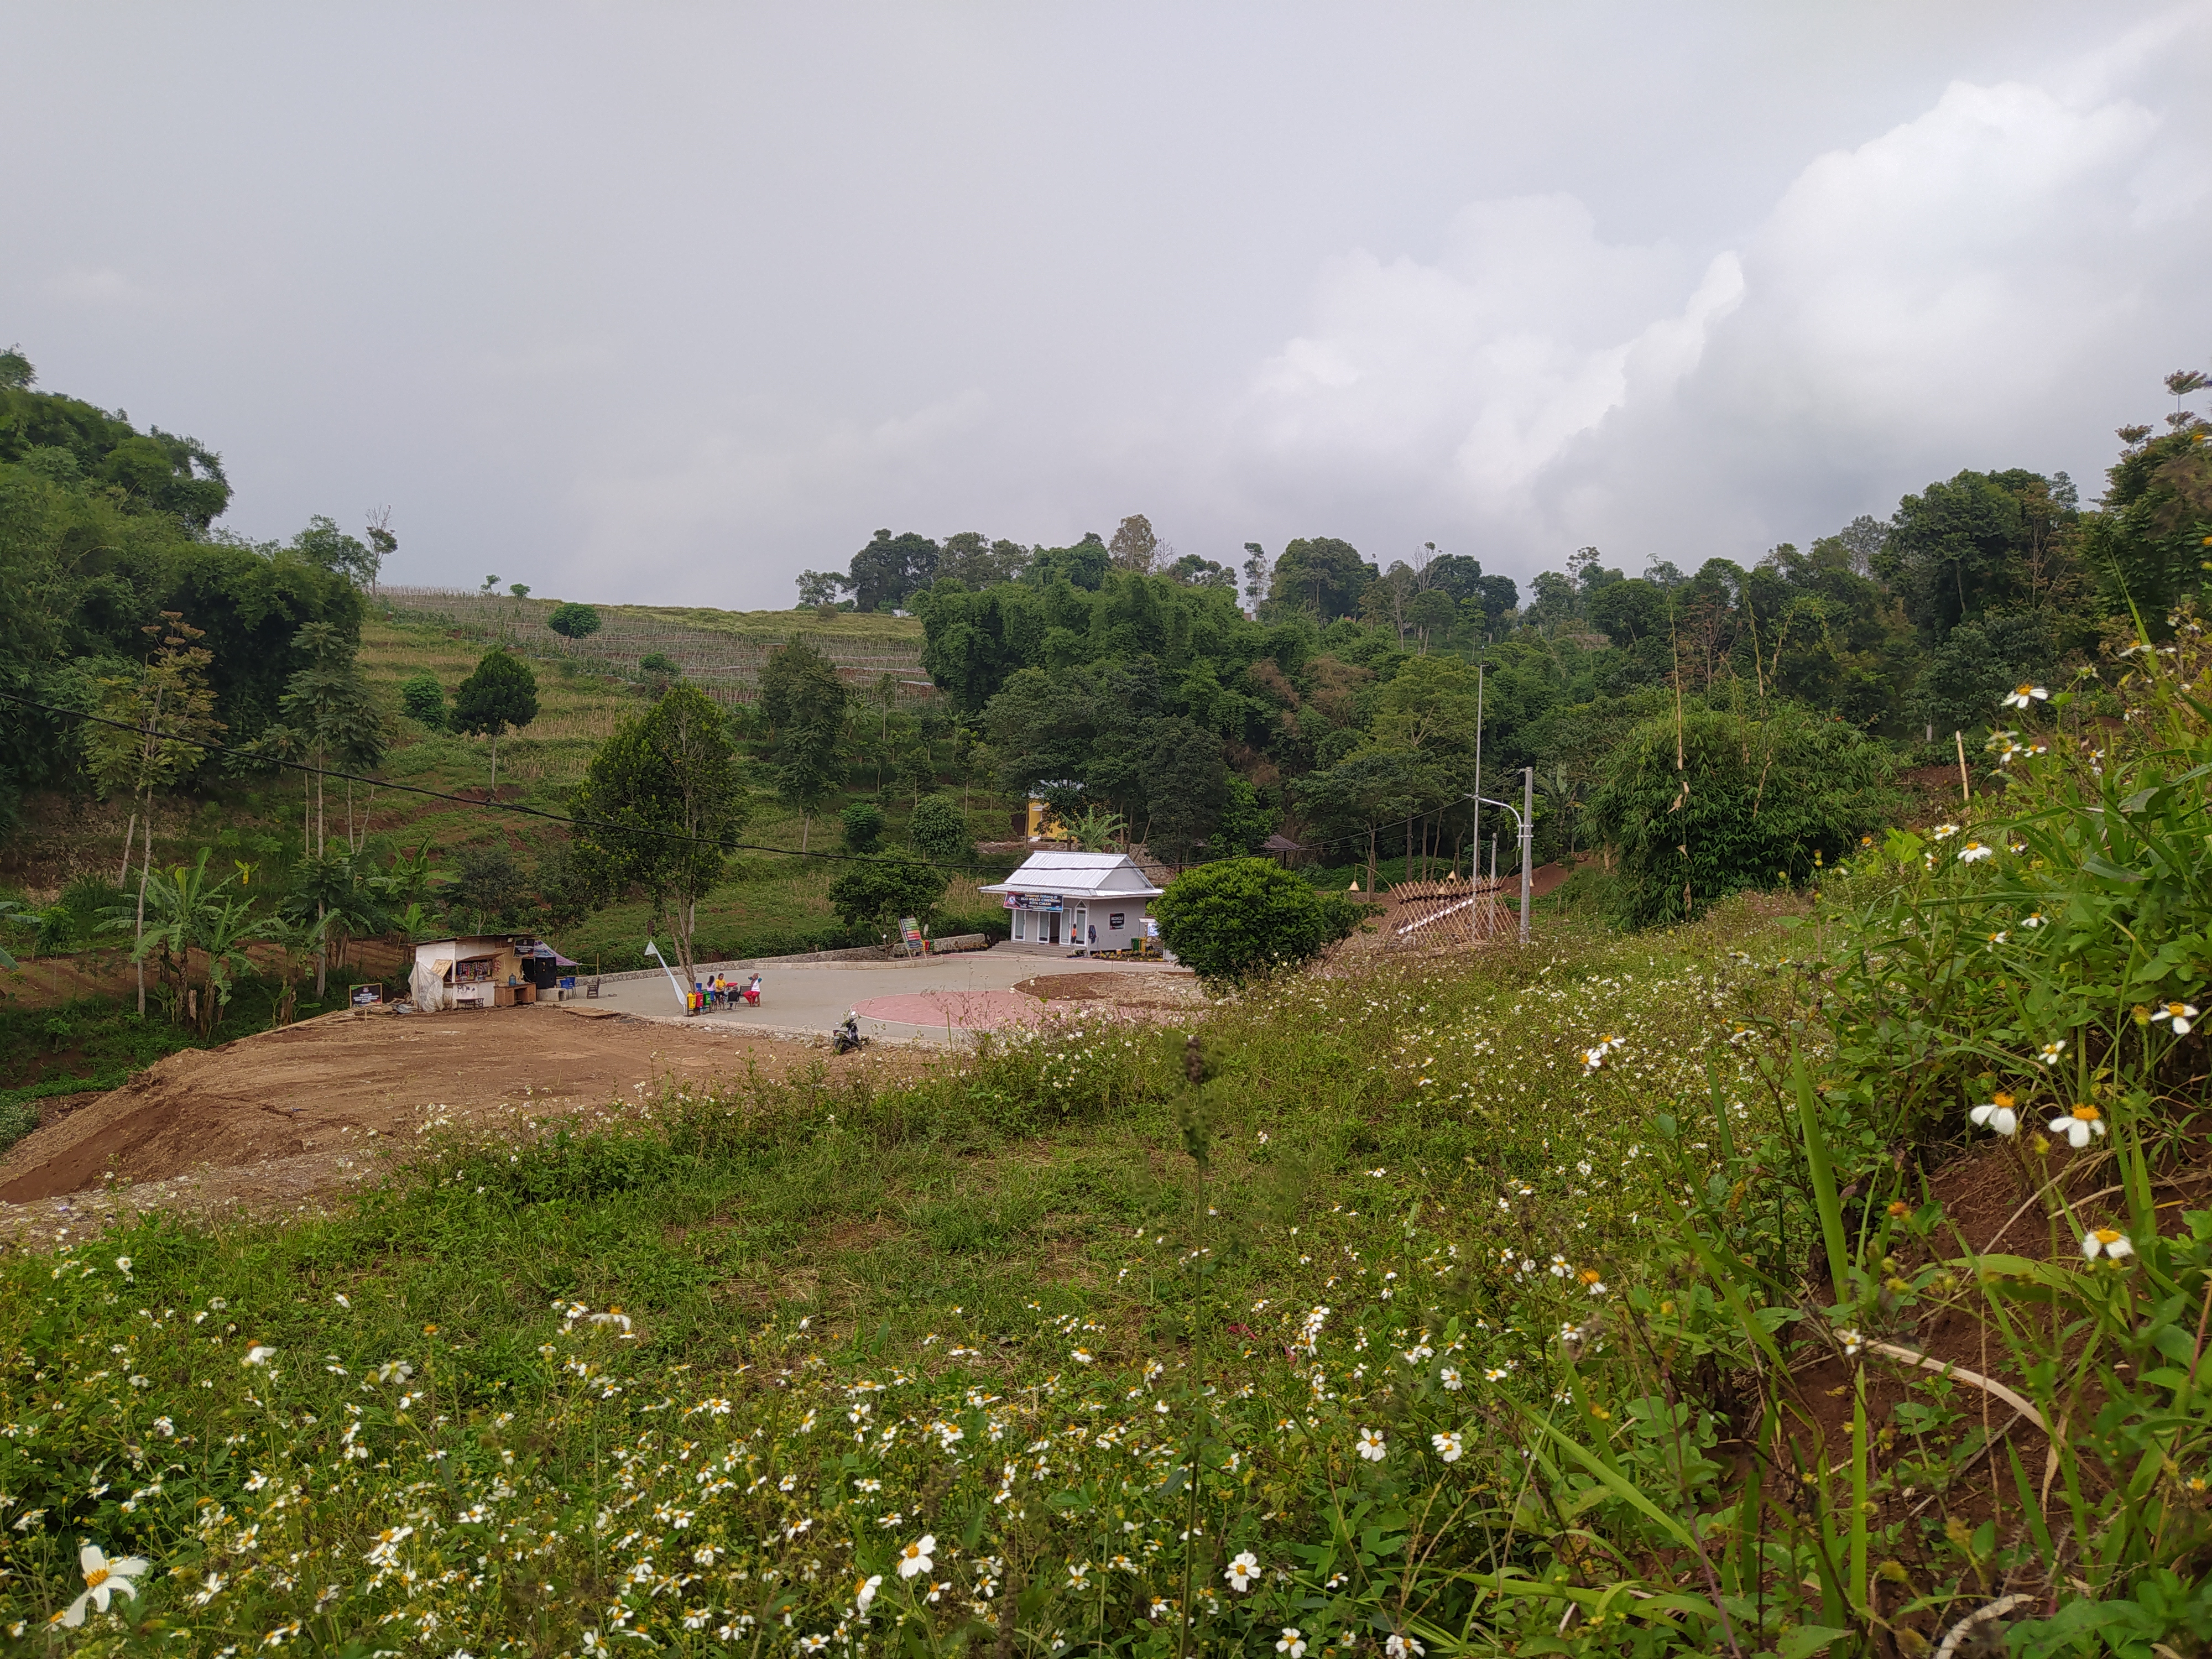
[1011, 972, 1204, 1011]
[0, 1003, 922, 1225]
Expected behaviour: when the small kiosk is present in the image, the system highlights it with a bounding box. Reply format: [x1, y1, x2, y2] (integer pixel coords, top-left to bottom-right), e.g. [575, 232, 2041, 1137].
[409, 936, 530, 1011]
[978, 852, 1165, 953]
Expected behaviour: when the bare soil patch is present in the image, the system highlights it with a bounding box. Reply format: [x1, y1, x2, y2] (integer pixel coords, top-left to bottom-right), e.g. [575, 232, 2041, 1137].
[1009, 971, 1204, 1013]
[0, 1003, 931, 1233]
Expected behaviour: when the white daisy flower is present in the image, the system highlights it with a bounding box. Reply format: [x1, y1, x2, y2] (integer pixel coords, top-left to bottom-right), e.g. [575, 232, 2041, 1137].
[2080, 1227, 2134, 1261]
[1224, 1551, 1260, 1592]
[2049, 1104, 2106, 1149]
[1276, 1630, 1308, 1657]
[2000, 684, 2048, 708]
[896, 1534, 935, 1580]
[1431, 1431, 1463, 1462]
[1960, 842, 1994, 863]
[1355, 1428, 1387, 1462]
[57, 1544, 150, 1627]
[1969, 1094, 2019, 1137]
[2036, 1039, 2067, 1066]
[2152, 1001, 2200, 1035]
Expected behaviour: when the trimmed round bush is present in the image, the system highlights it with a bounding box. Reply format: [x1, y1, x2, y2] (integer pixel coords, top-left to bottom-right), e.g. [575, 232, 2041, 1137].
[546, 602, 603, 640]
[399, 672, 446, 729]
[841, 801, 885, 854]
[1152, 857, 1360, 985]
[907, 794, 973, 865]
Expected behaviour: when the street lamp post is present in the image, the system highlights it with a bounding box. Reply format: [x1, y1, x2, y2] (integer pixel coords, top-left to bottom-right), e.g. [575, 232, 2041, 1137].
[1470, 768, 1536, 945]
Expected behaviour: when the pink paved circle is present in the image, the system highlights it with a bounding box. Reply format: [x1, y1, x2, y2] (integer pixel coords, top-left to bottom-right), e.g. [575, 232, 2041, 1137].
[853, 989, 1045, 1030]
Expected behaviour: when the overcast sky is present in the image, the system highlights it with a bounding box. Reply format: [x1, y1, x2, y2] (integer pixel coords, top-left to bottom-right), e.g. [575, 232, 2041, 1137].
[8, 3, 2209, 608]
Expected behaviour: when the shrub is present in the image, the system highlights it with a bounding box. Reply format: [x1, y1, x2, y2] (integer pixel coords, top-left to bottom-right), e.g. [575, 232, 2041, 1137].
[398, 671, 446, 729]
[840, 801, 885, 854]
[545, 601, 602, 641]
[1583, 702, 1897, 928]
[1152, 857, 1358, 984]
[826, 851, 946, 932]
[638, 651, 678, 676]
[906, 794, 973, 865]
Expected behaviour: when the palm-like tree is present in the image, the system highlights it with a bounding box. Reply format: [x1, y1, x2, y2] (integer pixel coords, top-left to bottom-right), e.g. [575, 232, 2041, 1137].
[1061, 806, 1129, 852]
[121, 853, 270, 1034]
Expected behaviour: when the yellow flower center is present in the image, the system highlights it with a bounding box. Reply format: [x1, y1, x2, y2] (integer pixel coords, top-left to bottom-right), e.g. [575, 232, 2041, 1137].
[1991, 1092, 2014, 1109]
[2095, 1228, 2122, 1243]
[2168, 1004, 2189, 1017]
[85, 1564, 111, 1588]
[2072, 1104, 2100, 1123]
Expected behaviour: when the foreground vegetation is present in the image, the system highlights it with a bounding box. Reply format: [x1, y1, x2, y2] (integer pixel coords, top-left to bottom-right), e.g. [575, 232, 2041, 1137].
[7, 340, 2212, 1652]
[7, 605, 2212, 1654]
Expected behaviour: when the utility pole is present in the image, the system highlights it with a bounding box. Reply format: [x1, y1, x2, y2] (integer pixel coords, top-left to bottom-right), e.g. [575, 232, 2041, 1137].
[1470, 653, 1484, 898]
[1519, 765, 1535, 946]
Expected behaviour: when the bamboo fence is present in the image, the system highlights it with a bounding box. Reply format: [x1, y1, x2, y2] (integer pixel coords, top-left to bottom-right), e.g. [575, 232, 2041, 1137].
[1381, 875, 1514, 948]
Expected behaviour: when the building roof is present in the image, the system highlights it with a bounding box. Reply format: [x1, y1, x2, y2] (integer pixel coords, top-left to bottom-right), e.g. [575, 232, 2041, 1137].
[978, 851, 1165, 899]
[1260, 833, 1305, 852]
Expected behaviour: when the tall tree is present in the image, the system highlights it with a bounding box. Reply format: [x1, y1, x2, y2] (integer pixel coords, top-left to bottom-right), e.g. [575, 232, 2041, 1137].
[847, 529, 940, 612]
[278, 621, 385, 857]
[82, 614, 223, 1015]
[2078, 375, 2212, 627]
[450, 648, 539, 794]
[1108, 514, 1161, 576]
[275, 620, 386, 995]
[1269, 538, 1374, 623]
[1141, 718, 1228, 863]
[759, 638, 848, 850]
[571, 684, 749, 984]
[290, 515, 380, 589]
[1294, 747, 1430, 894]
[363, 507, 397, 591]
[1875, 468, 2079, 642]
[1240, 543, 1271, 615]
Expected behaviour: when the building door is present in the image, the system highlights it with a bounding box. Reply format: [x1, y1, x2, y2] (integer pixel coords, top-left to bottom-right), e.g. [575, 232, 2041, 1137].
[1045, 910, 1061, 945]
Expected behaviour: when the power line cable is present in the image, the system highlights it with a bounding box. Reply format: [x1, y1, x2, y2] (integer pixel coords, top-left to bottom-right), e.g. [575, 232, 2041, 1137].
[0, 687, 1472, 875]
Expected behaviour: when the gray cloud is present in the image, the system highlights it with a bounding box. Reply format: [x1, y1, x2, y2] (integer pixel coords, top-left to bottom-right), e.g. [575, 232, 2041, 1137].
[4, 2, 2203, 603]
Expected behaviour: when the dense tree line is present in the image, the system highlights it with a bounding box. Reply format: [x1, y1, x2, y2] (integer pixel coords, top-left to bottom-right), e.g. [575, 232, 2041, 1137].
[803, 373, 2211, 919]
[0, 348, 379, 834]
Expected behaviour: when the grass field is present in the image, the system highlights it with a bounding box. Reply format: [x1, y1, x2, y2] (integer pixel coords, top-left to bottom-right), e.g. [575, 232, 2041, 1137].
[0, 900, 1780, 1650]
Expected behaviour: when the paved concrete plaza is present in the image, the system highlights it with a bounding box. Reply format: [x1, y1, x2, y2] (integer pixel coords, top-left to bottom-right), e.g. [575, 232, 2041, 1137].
[582, 945, 1187, 1045]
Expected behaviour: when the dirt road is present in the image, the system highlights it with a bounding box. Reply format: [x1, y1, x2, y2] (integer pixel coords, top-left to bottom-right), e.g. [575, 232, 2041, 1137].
[0, 1002, 921, 1235]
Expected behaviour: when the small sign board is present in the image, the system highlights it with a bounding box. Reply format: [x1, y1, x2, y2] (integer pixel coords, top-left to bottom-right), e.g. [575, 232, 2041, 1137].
[1006, 892, 1063, 911]
[350, 983, 384, 1006]
[898, 917, 925, 955]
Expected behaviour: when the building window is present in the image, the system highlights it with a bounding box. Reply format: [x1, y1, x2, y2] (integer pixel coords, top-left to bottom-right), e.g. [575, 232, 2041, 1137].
[1109, 913, 1125, 930]
[1014, 911, 1028, 941]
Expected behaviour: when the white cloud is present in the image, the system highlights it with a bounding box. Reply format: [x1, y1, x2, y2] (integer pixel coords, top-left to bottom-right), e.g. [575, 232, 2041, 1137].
[1239, 196, 1741, 506]
[1232, 8, 2211, 573]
